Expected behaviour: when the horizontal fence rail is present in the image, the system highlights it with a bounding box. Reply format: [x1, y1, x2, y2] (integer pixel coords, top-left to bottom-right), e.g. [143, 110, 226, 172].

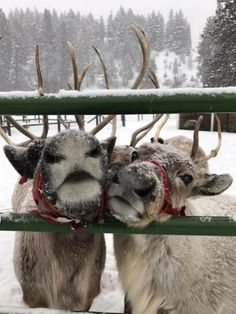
[0, 87, 236, 237]
[0, 88, 236, 115]
[1, 212, 236, 236]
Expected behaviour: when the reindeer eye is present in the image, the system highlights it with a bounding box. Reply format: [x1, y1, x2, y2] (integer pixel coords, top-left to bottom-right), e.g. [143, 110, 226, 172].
[44, 151, 64, 164]
[180, 175, 193, 185]
[131, 151, 139, 162]
[87, 146, 101, 158]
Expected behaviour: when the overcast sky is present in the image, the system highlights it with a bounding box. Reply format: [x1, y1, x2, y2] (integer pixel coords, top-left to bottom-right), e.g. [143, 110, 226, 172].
[1, 0, 217, 47]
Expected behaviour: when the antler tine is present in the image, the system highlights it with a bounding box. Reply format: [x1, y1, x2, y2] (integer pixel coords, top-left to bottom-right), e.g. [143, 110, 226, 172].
[190, 115, 204, 161]
[75, 61, 94, 131]
[148, 68, 160, 89]
[67, 41, 89, 131]
[35, 45, 44, 96]
[40, 115, 49, 139]
[67, 41, 79, 90]
[153, 114, 170, 142]
[131, 25, 150, 89]
[92, 45, 109, 89]
[4, 115, 36, 140]
[0, 126, 14, 145]
[58, 115, 70, 130]
[36, 45, 49, 139]
[0, 126, 31, 147]
[92, 45, 117, 137]
[90, 115, 116, 135]
[194, 114, 222, 164]
[77, 61, 94, 91]
[130, 114, 163, 147]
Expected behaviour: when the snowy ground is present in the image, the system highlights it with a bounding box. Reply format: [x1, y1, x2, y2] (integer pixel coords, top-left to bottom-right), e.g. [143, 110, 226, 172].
[0, 114, 236, 313]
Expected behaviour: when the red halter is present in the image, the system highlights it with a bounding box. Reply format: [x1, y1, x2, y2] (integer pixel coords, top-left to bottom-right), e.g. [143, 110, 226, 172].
[147, 160, 186, 217]
[19, 171, 108, 232]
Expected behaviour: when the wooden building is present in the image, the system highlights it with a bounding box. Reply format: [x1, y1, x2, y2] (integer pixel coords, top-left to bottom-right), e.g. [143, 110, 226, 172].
[179, 113, 236, 132]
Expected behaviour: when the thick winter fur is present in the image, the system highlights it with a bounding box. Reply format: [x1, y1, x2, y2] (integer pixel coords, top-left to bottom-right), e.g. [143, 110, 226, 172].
[165, 135, 209, 180]
[5, 130, 116, 311]
[109, 142, 234, 314]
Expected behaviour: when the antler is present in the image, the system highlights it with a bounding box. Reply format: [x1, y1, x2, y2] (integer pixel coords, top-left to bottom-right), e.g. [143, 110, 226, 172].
[148, 68, 160, 89]
[131, 25, 150, 89]
[89, 25, 151, 137]
[153, 114, 170, 142]
[90, 115, 116, 135]
[130, 114, 164, 147]
[0, 45, 49, 146]
[35, 45, 49, 139]
[67, 41, 94, 131]
[92, 46, 109, 89]
[0, 126, 14, 145]
[191, 114, 222, 163]
[92, 45, 117, 137]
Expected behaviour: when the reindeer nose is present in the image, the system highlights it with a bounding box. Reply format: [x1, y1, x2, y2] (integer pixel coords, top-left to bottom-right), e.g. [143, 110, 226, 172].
[134, 182, 156, 197]
[112, 173, 120, 184]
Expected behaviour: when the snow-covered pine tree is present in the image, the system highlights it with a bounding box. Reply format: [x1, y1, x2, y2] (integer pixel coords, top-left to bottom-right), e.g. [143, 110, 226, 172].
[0, 9, 11, 90]
[147, 11, 165, 52]
[198, 0, 236, 87]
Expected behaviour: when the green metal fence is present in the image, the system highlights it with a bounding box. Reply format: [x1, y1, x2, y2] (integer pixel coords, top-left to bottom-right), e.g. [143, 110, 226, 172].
[0, 88, 236, 114]
[0, 88, 236, 236]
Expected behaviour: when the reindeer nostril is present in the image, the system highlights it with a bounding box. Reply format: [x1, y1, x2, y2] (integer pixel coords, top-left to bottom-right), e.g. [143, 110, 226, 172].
[112, 174, 120, 184]
[134, 183, 156, 197]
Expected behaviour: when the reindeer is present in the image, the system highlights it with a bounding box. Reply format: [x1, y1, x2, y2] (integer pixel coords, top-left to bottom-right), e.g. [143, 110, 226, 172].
[108, 121, 234, 314]
[1, 25, 151, 310]
[4, 129, 116, 310]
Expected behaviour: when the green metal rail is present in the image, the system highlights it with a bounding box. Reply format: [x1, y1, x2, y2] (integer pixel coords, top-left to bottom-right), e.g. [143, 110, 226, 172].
[0, 88, 236, 236]
[0, 88, 236, 114]
[1, 212, 236, 236]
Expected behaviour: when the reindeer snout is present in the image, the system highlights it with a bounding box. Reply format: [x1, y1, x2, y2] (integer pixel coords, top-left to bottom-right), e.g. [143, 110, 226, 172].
[134, 182, 156, 197]
[117, 163, 157, 198]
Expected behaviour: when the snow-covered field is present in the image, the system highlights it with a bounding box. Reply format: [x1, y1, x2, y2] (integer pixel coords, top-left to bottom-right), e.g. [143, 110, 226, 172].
[0, 114, 235, 313]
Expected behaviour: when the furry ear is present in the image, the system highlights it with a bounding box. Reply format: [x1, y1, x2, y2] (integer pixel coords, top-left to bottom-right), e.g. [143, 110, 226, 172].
[4, 145, 28, 177]
[192, 173, 233, 196]
[4, 140, 45, 179]
[100, 137, 116, 161]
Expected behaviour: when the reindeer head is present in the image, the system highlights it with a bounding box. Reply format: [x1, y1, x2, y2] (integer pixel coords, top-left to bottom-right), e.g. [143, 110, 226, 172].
[4, 130, 116, 223]
[109, 139, 232, 228]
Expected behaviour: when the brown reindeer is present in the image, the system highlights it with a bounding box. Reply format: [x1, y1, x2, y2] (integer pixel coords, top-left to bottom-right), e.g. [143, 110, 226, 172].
[108, 122, 234, 314]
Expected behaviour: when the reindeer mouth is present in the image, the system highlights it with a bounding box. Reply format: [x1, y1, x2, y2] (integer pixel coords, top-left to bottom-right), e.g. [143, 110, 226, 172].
[109, 195, 145, 223]
[63, 171, 94, 184]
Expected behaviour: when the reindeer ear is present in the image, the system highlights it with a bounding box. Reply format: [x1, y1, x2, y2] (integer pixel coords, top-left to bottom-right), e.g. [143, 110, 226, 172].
[4, 140, 45, 179]
[100, 136, 116, 160]
[192, 173, 233, 195]
[4, 145, 28, 177]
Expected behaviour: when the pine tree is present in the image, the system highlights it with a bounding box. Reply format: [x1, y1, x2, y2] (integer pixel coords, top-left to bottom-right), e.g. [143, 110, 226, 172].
[165, 10, 176, 52]
[0, 9, 11, 90]
[147, 11, 165, 51]
[198, 0, 236, 87]
[39, 9, 59, 92]
[198, 17, 217, 86]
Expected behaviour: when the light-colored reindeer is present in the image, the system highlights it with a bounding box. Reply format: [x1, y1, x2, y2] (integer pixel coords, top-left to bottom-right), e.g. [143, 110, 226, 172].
[1, 25, 151, 310]
[108, 122, 234, 314]
[4, 129, 116, 310]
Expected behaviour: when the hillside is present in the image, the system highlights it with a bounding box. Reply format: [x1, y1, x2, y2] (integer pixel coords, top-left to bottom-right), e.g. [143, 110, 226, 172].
[154, 50, 201, 88]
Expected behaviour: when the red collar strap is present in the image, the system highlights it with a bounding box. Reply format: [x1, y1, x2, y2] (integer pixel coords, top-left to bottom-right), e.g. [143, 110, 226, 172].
[147, 160, 185, 217]
[19, 170, 108, 232]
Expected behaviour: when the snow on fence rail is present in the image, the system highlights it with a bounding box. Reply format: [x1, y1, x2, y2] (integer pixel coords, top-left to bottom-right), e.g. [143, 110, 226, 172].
[0, 87, 236, 237]
[0, 87, 235, 115]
